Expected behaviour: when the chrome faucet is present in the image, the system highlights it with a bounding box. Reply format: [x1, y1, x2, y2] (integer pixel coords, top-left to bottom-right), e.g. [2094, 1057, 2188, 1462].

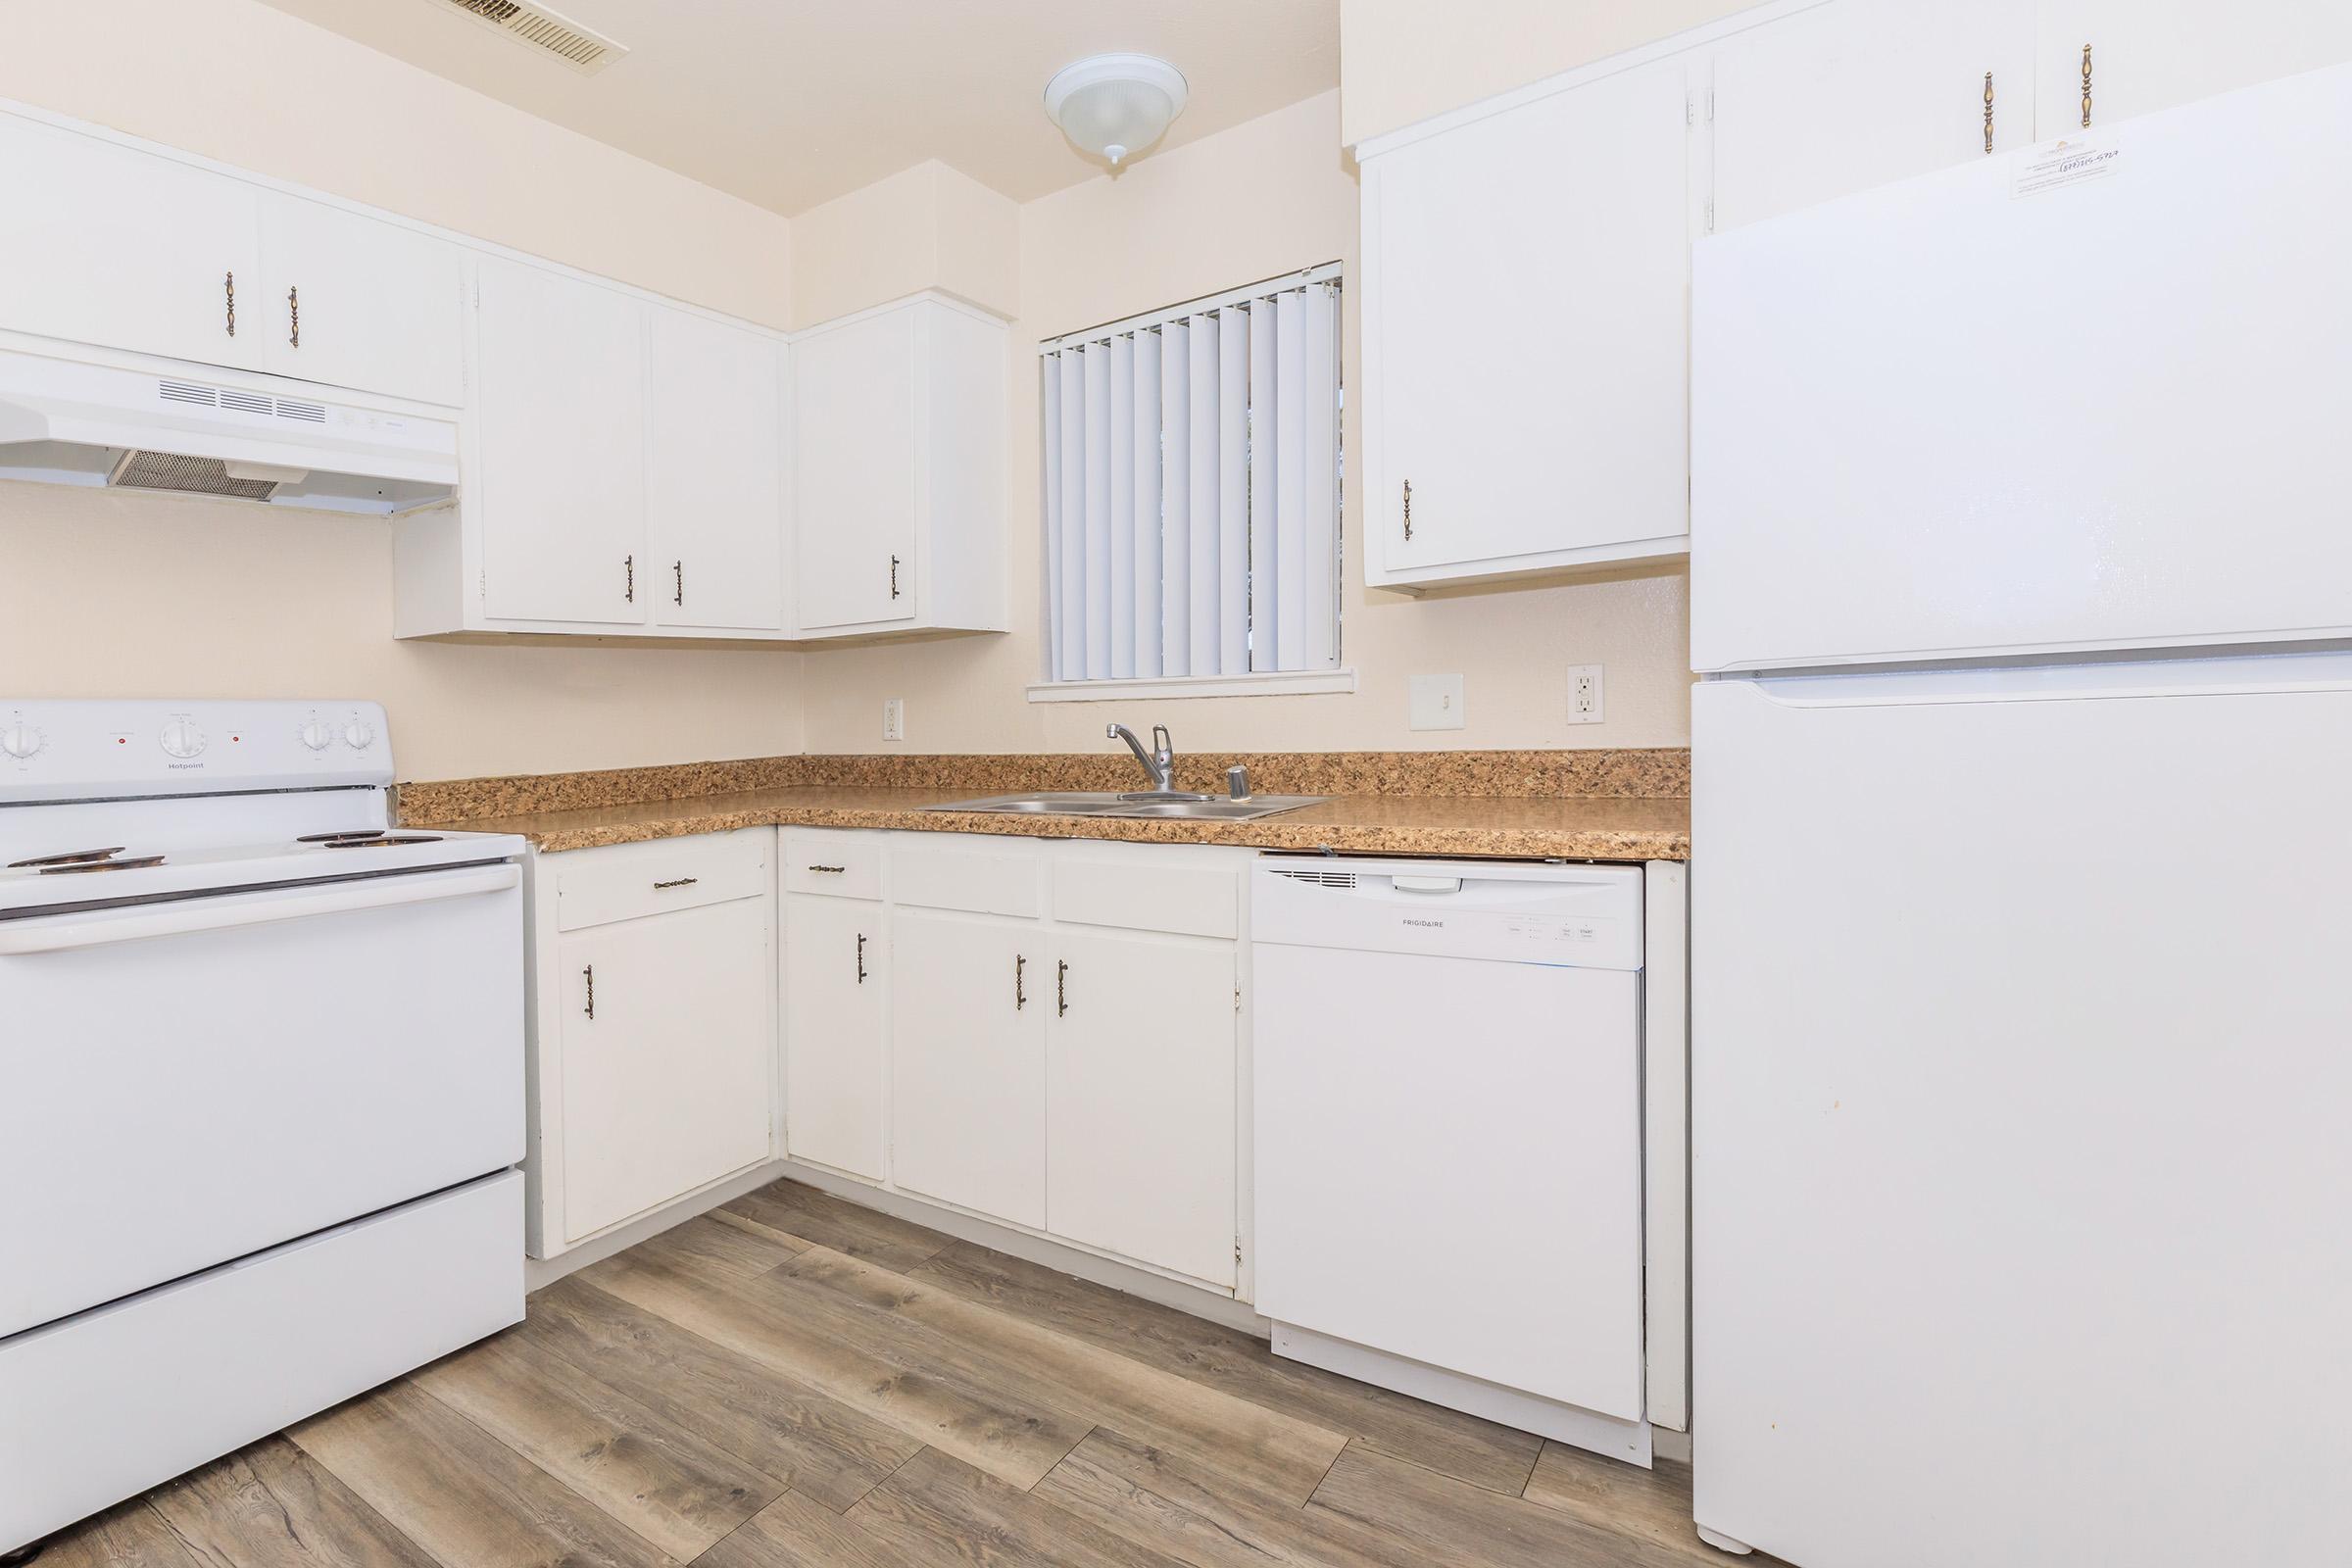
[1107, 722, 1176, 794]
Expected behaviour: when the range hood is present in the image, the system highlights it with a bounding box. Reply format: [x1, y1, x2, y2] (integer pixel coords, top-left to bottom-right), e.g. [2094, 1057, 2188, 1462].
[0, 347, 459, 515]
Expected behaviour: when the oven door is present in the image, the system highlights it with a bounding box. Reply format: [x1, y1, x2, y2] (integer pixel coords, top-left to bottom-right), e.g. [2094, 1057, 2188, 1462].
[0, 862, 523, 1337]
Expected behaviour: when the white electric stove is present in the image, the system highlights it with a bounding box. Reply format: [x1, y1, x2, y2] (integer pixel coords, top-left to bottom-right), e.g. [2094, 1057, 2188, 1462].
[0, 699, 526, 1553]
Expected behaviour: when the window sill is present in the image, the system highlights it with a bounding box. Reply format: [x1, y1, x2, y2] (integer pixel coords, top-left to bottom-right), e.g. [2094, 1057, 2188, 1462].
[1026, 668, 1357, 704]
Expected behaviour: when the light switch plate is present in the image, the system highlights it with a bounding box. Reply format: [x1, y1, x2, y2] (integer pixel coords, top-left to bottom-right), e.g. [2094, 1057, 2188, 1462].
[883, 698, 905, 742]
[1408, 674, 1466, 731]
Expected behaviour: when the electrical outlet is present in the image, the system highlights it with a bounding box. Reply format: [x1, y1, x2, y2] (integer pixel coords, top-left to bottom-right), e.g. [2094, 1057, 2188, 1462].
[1409, 674, 1466, 731]
[883, 698, 905, 742]
[1568, 664, 1604, 725]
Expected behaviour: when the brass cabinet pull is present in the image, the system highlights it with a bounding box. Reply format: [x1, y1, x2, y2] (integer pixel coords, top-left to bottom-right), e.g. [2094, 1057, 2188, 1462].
[808, 863, 846, 874]
[673, 560, 684, 607]
[1056, 958, 1069, 1017]
[1984, 72, 1995, 154]
[1401, 478, 1413, 542]
[890, 554, 902, 600]
[583, 963, 595, 1019]
[624, 554, 635, 603]
[653, 876, 698, 890]
[288, 285, 300, 348]
[857, 931, 868, 984]
[1015, 954, 1028, 1009]
[2081, 43, 2093, 126]
[224, 271, 236, 337]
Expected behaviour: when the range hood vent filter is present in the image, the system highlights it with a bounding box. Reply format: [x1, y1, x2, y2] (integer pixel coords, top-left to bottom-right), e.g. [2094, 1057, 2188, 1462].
[108, 451, 283, 501]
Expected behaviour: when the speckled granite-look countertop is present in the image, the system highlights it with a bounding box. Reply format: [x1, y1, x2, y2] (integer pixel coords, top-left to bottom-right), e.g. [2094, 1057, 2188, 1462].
[399, 751, 1691, 862]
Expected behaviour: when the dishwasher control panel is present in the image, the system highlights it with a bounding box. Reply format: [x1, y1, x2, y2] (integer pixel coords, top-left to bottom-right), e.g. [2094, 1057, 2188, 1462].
[1251, 858, 1643, 971]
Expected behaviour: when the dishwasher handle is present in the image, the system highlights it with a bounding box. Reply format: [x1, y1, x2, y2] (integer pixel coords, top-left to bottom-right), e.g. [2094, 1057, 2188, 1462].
[1392, 874, 1463, 895]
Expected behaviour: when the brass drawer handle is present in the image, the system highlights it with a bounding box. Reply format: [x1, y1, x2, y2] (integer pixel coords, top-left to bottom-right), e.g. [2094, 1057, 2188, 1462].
[2081, 43, 2093, 127]
[808, 863, 847, 874]
[1984, 72, 1995, 154]
[582, 963, 595, 1019]
[288, 284, 300, 348]
[653, 876, 699, 890]
[224, 271, 236, 337]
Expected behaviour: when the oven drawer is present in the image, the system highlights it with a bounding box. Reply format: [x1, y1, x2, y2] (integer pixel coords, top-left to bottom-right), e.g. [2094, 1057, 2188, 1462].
[0, 1171, 520, 1554]
[554, 829, 769, 931]
[781, 827, 882, 900]
[0, 863, 523, 1338]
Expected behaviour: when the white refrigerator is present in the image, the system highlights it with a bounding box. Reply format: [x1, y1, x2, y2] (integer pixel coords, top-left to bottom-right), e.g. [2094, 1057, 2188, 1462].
[1690, 63, 2352, 1567]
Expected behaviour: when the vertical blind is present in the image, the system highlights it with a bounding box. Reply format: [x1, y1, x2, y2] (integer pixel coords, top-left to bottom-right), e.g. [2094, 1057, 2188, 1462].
[1041, 264, 1342, 684]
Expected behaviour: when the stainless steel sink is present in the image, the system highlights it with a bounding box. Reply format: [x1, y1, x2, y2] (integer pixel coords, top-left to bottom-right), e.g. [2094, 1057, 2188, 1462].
[925, 792, 1323, 822]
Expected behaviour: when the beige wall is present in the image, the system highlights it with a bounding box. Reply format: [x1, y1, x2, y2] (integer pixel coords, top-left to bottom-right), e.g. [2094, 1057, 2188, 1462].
[0, 0, 803, 781]
[794, 89, 1692, 756]
[792, 162, 1020, 328]
[1338, 0, 1761, 145]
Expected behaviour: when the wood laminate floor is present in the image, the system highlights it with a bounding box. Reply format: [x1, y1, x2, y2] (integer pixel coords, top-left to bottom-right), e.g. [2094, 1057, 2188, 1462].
[33, 1179, 1774, 1568]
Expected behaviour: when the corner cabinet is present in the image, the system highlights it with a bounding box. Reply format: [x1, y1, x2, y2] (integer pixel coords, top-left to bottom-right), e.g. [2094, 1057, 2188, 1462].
[792, 295, 1008, 639]
[524, 831, 778, 1257]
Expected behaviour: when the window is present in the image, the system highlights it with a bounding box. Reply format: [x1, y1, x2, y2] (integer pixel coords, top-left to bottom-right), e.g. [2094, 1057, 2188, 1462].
[1035, 264, 1346, 699]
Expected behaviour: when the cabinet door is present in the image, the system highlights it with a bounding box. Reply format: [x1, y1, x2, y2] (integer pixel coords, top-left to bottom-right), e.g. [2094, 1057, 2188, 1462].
[2036, 0, 2352, 130]
[650, 308, 786, 631]
[1047, 931, 1236, 1286]
[0, 114, 262, 372]
[1711, 0, 2037, 232]
[1367, 54, 1692, 580]
[474, 257, 648, 625]
[257, 192, 464, 406]
[782, 895, 888, 1179]
[558, 901, 772, 1242]
[889, 910, 1044, 1228]
[793, 307, 918, 631]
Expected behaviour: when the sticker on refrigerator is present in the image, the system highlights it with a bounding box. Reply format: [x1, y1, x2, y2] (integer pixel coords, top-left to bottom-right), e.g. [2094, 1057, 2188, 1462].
[2012, 132, 2120, 198]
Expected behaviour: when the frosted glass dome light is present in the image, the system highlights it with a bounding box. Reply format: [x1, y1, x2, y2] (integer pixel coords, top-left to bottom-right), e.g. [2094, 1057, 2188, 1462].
[1044, 53, 1190, 170]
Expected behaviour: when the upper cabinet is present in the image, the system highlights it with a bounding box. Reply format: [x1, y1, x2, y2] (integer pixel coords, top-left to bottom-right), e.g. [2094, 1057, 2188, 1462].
[793, 296, 1007, 639]
[1361, 54, 1695, 591]
[0, 110, 461, 407]
[649, 309, 787, 634]
[1708, 0, 2036, 232]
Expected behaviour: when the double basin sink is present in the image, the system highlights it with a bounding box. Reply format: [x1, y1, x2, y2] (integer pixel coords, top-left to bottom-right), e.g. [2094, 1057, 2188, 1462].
[923, 792, 1324, 823]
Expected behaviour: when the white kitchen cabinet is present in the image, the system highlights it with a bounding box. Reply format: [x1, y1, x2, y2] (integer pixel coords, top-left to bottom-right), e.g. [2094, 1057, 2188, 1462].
[1709, 0, 2037, 232]
[1047, 928, 1237, 1287]
[0, 112, 262, 374]
[792, 294, 1007, 637]
[649, 307, 787, 632]
[557, 899, 772, 1242]
[1360, 53, 1695, 589]
[889, 909, 1047, 1228]
[782, 893, 889, 1181]
[257, 191, 464, 407]
[2034, 0, 2352, 130]
[524, 830, 777, 1257]
[472, 257, 650, 627]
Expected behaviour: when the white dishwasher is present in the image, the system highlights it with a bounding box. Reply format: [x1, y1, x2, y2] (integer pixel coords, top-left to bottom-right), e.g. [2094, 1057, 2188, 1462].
[1250, 856, 1649, 1460]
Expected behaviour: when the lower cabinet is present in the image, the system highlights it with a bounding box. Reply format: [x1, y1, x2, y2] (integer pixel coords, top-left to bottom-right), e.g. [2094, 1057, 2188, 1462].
[779, 833, 1248, 1291]
[890, 910, 1047, 1228]
[782, 892, 889, 1180]
[1047, 929, 1238, 1288]
[527, 830, 777, 1256]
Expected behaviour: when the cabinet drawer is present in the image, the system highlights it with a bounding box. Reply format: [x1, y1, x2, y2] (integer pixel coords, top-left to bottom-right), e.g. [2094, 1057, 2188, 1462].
[554, 831, 767, 931]
[1052, 854, 1239, 940]
[891, 838, 1042, 918]
[781, 828, 881, 899]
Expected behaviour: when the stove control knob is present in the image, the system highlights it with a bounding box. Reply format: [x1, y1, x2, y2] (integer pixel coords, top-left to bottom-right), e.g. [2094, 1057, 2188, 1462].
[159, 718, 206, 760]
[297, 719, 334, 752]
[0, 722, 42, 760]
[342, 718, 376, 751]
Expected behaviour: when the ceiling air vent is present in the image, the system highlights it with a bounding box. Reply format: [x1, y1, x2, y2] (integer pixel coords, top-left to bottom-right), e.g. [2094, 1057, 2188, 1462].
[433, 0, 629, 74]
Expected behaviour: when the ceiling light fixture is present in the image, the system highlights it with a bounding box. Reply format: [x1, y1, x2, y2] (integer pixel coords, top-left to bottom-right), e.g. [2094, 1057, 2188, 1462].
[1043, 53, 1190, 171]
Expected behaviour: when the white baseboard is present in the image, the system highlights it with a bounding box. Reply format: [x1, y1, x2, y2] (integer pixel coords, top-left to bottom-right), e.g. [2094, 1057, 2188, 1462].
[1272, 1322, 1654, 1468]
[524, 1159, 794, 1293]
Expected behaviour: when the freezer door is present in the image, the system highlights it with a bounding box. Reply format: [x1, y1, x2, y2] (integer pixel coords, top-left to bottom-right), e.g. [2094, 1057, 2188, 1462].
[1691, 662, 2352, 1566]
[1691, 61, 2352, 673]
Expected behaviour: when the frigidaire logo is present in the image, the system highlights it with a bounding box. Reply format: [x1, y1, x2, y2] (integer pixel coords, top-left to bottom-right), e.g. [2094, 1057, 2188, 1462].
[1401, 917, 1445, 929]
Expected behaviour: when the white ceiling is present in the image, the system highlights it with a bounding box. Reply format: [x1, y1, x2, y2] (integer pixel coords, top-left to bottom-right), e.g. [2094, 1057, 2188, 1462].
[253, 0, 1342, 216]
